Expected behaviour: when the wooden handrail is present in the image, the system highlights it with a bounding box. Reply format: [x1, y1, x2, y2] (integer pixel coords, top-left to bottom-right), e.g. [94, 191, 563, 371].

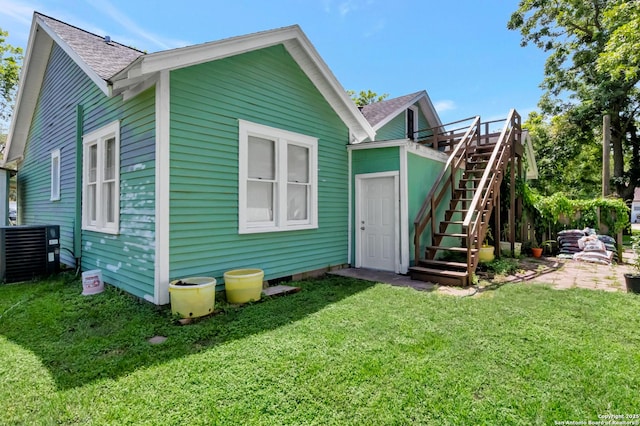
[413, 116, 481, 265]
[463, 109, 521, 272]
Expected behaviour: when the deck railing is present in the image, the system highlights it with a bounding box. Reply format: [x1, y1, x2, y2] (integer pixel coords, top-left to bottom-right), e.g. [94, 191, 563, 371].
[462, 109, 521, 272]
[413, 116, 480, 266]
[412, 110, 521, 273]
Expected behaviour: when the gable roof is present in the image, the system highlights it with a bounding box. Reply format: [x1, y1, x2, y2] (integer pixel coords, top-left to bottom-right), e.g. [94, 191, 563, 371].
[37, 13, 145, 81]
[360, 90, 442, 134]
[110, 24, 374, 142]
[4, 13, 145, 163]
[4, 14, 375, 164]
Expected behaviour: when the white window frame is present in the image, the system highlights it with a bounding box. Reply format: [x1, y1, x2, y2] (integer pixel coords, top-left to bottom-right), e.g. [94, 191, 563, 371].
[238, 120, 318, 234]
[406, 106, 418, 141]
[50, 149, 61, 201]
[82, 121, 120, 234]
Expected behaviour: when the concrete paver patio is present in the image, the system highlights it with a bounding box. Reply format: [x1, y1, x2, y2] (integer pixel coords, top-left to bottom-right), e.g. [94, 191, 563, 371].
[331, 245, 638, 296]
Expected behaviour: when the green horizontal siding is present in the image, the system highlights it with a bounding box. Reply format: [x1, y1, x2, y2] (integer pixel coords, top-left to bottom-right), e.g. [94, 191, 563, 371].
[375, 101, 433, 141]
[19, 43, 156, 299]
[407, 151, 453, 262]
[350, 146, 400, 264]
[169, 44, 350, 284]
[376, 113, 406, 141]
[82, 87, 156, 300]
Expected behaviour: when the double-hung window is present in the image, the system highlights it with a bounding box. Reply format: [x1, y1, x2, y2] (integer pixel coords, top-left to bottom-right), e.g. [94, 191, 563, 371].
[238, 120, 318, 234]
[82, 121, 120, 234]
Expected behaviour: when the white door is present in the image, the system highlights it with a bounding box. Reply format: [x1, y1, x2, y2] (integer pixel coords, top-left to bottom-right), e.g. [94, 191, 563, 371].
[357, 174, 398, 272]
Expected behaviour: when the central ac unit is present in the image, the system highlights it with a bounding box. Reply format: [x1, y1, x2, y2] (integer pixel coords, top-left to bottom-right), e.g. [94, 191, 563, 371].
[0, 225, 60, 283]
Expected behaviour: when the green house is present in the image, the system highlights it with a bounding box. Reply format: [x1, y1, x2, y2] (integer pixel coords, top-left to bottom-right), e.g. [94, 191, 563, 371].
[5, 12, 478, 302]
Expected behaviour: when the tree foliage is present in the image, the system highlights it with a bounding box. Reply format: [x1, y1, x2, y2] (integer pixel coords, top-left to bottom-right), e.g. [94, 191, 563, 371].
[525, 111, 602, 198]
[0, 28, 23, 124]
[347, 89, 389, 107]
[508, 0, 640, 199]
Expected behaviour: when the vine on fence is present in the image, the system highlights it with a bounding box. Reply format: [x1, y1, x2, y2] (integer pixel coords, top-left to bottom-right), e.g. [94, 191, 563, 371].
[519, 181, 630, 238]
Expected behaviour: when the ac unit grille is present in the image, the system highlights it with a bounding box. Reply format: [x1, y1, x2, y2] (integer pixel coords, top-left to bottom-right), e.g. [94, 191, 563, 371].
[0, 225, 60, 283]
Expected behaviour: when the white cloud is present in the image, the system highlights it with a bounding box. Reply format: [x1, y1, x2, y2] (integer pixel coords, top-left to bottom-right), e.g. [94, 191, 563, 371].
[434, 100, 456, 113]
[324, 0, 374, 18]
[339, 0, 358, 17]
[86, 0, 190, 51]
[0, 0, 34, 26]
[364, 19, 386, 38]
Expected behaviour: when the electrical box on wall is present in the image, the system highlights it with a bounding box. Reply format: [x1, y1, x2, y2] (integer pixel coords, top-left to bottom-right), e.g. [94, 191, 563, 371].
[0, 225, 60, 283]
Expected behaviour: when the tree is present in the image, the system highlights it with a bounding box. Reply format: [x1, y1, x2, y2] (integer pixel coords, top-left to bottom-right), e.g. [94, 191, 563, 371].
[0, 28, 23, 124]
[508, 0, 640, 198]
[347, 89, 389, 107]
[525, 111, 602, 198]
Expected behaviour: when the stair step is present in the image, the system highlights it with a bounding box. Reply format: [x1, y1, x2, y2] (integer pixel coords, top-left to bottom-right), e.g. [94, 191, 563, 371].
[434, 232, 471, 238]
[440, 220, 464, 226]
[426, 245, 478, 253]
[418, 259, 468, 270]
[409, 266, 469, 287]
[473, 144, 497, 151]
[467, 158, 489, 163]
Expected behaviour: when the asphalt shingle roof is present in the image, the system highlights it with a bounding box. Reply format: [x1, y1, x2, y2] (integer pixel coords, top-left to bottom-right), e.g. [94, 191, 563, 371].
[37, 13, 145, 80]
[359, 91, 422, 128]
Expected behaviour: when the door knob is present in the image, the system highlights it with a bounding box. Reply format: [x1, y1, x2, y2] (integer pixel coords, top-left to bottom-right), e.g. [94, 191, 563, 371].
[360, 226, 365, 230]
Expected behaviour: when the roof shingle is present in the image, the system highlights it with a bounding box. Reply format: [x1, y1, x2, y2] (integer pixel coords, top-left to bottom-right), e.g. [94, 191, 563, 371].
[359, 91, 423, 128]
[37, 13, 145, 80]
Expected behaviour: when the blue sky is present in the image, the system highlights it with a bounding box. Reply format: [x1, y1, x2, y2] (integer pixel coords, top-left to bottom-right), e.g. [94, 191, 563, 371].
[0, 0, 547, 125]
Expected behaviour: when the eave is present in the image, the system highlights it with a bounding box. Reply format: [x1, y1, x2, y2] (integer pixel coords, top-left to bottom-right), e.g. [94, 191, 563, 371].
[110, 25, 375, 142]
[3, 15, 109, 165]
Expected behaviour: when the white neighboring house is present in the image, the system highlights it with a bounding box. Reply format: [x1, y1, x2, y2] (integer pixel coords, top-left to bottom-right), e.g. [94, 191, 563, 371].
[633, 188, 640, 224]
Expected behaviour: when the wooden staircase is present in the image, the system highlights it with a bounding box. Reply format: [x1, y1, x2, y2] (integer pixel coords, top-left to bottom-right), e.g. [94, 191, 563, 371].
[409, 110, 522, 286]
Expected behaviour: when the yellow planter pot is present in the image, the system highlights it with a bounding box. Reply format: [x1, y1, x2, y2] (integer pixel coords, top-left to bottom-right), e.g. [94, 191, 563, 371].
[500, 241, 522, 257]
[169, 277, 216, 318]
[224, 269, 264, 304]
[479, 245, 495, 263]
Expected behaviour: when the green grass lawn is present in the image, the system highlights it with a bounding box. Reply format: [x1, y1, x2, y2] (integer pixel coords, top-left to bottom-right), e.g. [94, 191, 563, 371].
[1, 274, 639, 425]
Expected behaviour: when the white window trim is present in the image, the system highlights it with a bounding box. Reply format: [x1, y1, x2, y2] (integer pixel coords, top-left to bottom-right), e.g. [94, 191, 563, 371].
[238, 120, 318, 234]
[82, 121, 120, 235]
[406, 106, 418, 141]
[50, 149, 61, 201]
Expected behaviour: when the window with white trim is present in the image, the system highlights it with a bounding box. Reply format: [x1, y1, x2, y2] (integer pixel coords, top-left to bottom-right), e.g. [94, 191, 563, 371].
[82, 121, 120, 234]
[238, 120, 318, 234]
[50, 149, 61, 201]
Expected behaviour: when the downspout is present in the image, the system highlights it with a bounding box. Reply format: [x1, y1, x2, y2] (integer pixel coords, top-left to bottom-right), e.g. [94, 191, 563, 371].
[74, 105, 83, 273]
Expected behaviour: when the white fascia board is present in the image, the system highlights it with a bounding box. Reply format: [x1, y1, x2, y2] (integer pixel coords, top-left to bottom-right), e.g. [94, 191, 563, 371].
[347, 139, 410, 150]
[418, 91, 443, 128]
[370, 91, 443, 135]
[406, 141, 449, 163]
[111, 25, 375, 143]
[3, 20, 53, 165]
[35, 16, 109, 96]
[347, 139, 448, 163]
[139, 26, 301, 75]
[282, 36, 375, 143]
[370, 92, 424, 132]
